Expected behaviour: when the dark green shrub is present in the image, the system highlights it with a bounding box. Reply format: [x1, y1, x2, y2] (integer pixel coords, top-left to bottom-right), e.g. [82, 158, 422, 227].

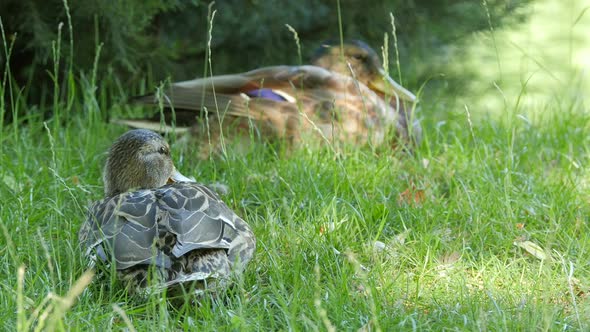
[0, 0, 532, 117]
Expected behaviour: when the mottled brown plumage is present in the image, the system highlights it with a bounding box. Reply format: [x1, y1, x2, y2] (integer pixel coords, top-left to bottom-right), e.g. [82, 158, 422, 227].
[79, 129, 255, 295]
[121, 40, 420, 157]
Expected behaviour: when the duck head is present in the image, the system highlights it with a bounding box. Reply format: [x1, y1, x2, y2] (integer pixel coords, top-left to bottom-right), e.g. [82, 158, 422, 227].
[310, 39, 416, 103]
[103, 129, 192, 197]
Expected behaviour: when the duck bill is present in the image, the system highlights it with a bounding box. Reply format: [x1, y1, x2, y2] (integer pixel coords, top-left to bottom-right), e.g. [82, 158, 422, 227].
[369, 69, 417, 103]
[168, 168, 194, 183]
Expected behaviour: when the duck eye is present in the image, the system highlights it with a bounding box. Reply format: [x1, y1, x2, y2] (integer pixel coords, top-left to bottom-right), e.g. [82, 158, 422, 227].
[352, 54, 365, 61]
[159, 147, 169, 155]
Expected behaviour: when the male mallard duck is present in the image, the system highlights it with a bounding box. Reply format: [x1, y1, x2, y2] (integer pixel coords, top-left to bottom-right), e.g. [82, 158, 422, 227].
[120, 40, 420, 157]
[78, 129, 255, 294]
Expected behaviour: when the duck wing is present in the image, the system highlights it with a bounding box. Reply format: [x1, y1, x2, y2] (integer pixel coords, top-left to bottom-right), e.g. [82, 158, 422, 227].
[123, 65, 392, 141]
[79, 189, 169, 270]
[79, 182, 255, 283]
[131, 65, 331, 110]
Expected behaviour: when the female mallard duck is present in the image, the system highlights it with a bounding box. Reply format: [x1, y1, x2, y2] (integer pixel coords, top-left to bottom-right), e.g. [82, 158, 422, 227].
[120, 40, 420, 157]
[78, 129, 255, 294]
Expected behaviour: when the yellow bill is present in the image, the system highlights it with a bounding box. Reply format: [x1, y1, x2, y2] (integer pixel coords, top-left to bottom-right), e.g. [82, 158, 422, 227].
[168, 168, 194, 183]
[369, 68, 417, 102]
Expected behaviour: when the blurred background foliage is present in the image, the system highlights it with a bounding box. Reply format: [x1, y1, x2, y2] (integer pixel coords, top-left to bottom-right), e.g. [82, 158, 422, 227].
[1, 0, 533, 118]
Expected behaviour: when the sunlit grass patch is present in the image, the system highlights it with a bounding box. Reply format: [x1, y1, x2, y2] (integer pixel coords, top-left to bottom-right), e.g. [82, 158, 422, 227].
[446, 0, 590, 115]
[2, 80, 590, 330]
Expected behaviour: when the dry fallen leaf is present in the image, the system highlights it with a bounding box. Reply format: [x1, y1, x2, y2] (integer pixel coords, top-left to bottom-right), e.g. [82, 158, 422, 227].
[397, 182, 425, 206]
[436, 251, 461, 277]
[373, 240, 386, 253]
[516, 223, 525, 230]
[566, 277, 587, 299]
[514, 240, 548, 260]
[440, 251, 461, 265]
[394, 228, 411, 245]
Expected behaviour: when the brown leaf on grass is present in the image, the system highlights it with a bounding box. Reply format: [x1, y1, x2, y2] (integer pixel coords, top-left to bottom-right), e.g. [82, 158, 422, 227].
[436, 251, 461, 277]
[516, 223, 525, 230]
[394, 228, 411, 245]
[440, 251, 461, 265]
[397, 182, 425, 206]
[514, 239, 549, 260]
[567, 277, 587, 299]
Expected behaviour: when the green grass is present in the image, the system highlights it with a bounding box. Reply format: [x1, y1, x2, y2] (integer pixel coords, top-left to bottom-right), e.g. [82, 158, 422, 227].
[2, 82, 589, 330]
[2, 1, 590, 330]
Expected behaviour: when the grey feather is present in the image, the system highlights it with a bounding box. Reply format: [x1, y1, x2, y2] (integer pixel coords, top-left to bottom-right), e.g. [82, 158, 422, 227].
[80, 182, 255, 291]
